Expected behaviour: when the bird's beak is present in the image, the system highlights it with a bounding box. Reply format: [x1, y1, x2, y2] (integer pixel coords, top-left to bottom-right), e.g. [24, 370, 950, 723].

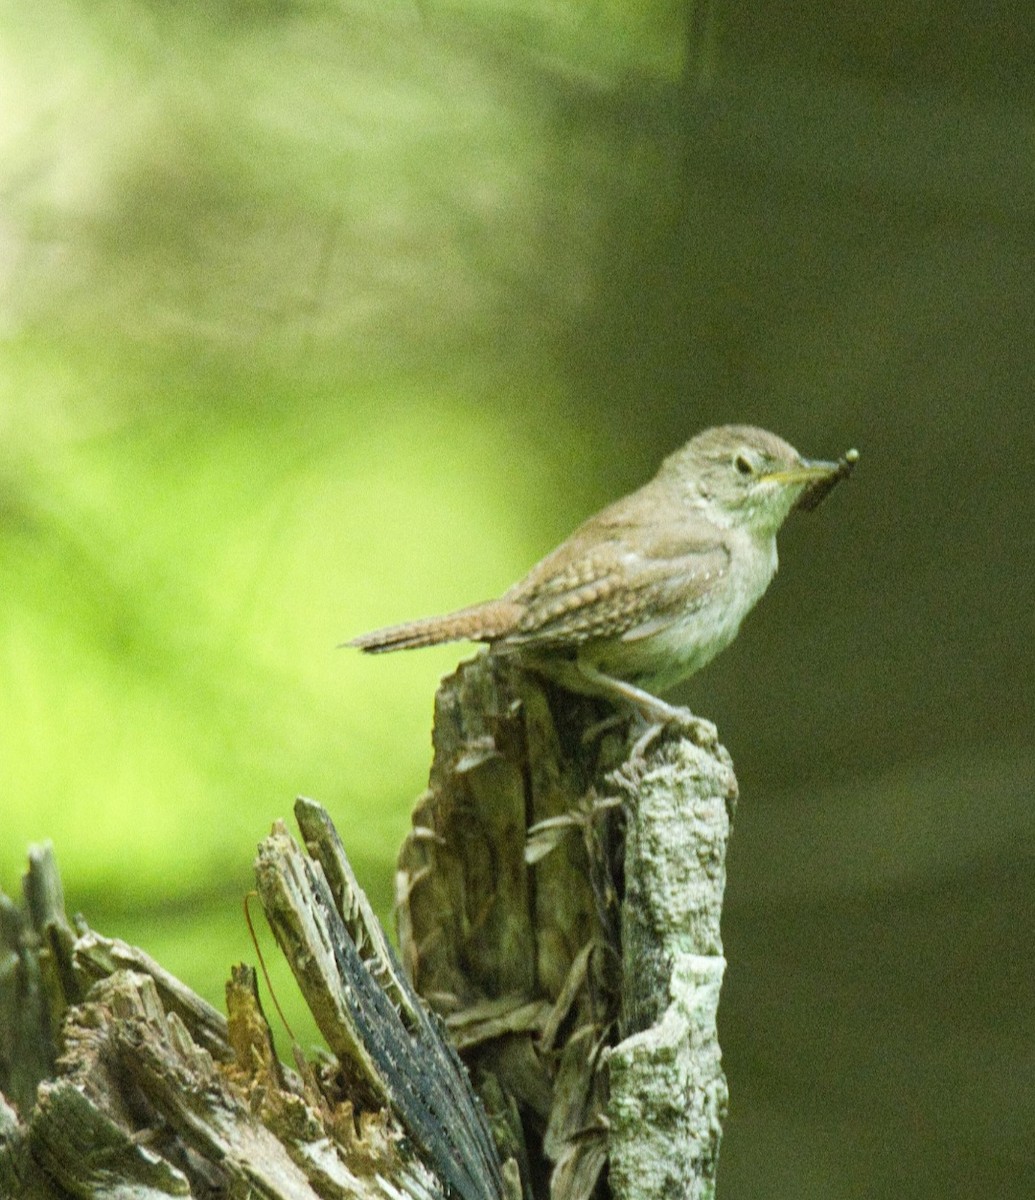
[773, 449, 860, 512]
[762, 458, 842, 488]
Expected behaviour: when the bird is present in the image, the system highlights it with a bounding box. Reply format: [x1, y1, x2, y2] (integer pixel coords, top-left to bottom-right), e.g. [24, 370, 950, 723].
[348, 425, 857, 732]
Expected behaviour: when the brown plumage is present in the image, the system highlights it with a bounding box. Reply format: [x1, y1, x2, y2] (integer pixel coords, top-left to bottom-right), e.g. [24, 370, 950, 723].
[348, 425, 856, 716]
[349, 598, 524, 653]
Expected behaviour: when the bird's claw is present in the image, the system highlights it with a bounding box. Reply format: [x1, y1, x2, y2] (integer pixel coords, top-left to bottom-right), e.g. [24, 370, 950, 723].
[667, 706, 719, 748]
[628, 703, 718, 761]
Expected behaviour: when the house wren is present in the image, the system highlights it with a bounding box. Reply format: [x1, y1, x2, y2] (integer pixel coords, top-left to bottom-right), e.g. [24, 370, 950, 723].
[349, 425, 857, 728]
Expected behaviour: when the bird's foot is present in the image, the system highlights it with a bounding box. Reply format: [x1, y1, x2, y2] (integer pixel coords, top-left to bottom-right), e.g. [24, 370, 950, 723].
[627, 704, 719, 763]
[524, 656, 718, 753]
[573, 665, 717, 751]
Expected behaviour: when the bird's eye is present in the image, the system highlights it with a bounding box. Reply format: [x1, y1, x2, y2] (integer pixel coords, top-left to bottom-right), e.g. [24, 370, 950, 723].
[734, 453, 754, 475]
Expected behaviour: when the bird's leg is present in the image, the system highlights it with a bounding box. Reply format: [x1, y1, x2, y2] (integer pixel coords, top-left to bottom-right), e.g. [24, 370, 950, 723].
[576, 663, 718, 751]
[523, 655, 718, 750]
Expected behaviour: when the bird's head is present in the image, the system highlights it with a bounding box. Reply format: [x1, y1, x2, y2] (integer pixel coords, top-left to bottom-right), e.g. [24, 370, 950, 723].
[659, 424, 855, 537]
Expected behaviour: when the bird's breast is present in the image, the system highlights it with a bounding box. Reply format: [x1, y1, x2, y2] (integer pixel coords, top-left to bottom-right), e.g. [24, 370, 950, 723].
[582, 532, 778, 692]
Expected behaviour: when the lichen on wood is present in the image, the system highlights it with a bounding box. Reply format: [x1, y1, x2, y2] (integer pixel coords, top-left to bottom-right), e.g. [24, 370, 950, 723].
[607, 737, 736, 1200]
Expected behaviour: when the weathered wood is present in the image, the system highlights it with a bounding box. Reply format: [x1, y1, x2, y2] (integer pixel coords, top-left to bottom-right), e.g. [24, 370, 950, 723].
[258, 802, 508, 1200]
[0, 820, 510, 1200]
[0, 844, 67, 1117]
[396, 653, 736, 1200]
[607, 739, 736, 1200]
[2, 652, 737, 1200]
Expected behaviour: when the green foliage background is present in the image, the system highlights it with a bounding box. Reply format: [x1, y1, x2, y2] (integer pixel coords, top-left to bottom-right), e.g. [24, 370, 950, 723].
[2, 1, 1033, 1196]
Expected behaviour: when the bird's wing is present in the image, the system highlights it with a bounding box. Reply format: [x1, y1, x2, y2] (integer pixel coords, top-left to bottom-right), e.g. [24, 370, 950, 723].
[501, 505, 730, 646]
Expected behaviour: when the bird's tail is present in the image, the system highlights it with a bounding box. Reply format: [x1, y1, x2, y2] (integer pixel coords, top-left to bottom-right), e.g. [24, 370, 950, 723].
[346, 598, 522, 653]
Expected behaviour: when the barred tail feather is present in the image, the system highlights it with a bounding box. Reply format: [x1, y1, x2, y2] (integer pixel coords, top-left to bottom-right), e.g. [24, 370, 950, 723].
[347, 599, 521, 654]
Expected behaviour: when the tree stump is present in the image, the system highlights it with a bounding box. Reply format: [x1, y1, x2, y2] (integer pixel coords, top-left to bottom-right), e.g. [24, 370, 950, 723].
[397, 654, 737, 1199]
[0, 654, 737, 1199]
